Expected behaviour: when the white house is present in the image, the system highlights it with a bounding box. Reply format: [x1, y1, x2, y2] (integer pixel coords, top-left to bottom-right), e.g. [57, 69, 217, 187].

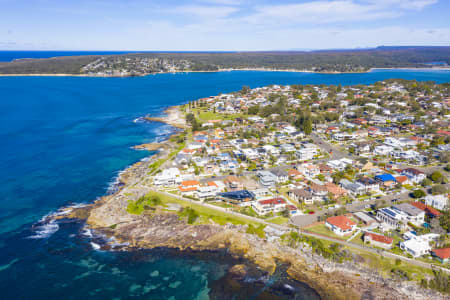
[402, 168, 426, 184]
[425, 194, 448, 210]
[373, 145, 394, 156]
[400, 233, 440, 258]
[325, 215, 357, 236]
[153, 168, 181, 186]
[252, 198, 287, 215]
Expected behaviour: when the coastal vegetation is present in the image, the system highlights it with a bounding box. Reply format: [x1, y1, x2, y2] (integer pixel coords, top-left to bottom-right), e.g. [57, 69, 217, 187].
[1, 46, 449, 75]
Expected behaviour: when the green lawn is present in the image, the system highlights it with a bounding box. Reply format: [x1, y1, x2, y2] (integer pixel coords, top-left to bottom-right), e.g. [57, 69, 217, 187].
[349, 247, 434, 281]
[145, 191, 263, 226]
[267, 216, 289, 225]
[192, 108, 244, 122]
[305, 223, 347, 241]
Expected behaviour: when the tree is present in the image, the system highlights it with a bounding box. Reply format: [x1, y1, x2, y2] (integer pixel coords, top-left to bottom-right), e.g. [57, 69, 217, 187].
[431, 185, 448, 195]
[281, 208, 290, 218]
[421, 178, 432, 187]
[412, 189, 426, 198]
[303, 115, 312, 135]
[241, 85, 251, 94]
[430, 171, 444, 183]
[439, 209, 449, 232]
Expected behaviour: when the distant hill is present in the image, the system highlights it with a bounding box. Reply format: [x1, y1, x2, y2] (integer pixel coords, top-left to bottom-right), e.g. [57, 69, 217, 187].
[0, 46, 449, 75]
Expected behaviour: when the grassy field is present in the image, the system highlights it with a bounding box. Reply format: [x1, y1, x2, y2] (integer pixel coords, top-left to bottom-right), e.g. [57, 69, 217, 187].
[145, 191, 263, 226]
[305, 223, 348, 241]
[267, 216, 289, 225]
[348, 246, 434, 281]
[191, 108, 244, 122]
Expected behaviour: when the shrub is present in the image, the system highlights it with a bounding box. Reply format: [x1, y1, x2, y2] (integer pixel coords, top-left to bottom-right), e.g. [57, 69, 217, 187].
[180, 207, 199, 224]
[412, 189, 426, 198]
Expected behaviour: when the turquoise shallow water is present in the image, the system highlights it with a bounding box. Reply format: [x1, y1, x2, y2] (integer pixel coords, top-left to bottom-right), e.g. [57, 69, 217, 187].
[0, 70, 449, 299]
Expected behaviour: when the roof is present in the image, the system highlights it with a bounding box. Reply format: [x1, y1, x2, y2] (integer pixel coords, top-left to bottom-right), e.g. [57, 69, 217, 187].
[364, 232, 393, 245]
[395, 176, 408, 183]
[259, 198, 286, 206]
[393, 203, 423, 216]
[403, 168, 424, 175]
[432, 247, 450, 259]
[224, 175, 241, 183]
[289, 188, 312, 198]
[410, 201, 441, 217]
[288, 169, 302, 176]
[218, 190, 255, 201]
[181, 180, 200, 187]
[375, 174, 396, 182]
[326, 216, 356, 231]
[178, 186, 198, 192]
[354, 211, 376, 223]
[325, 182, 347, 196]
[310, 183, 327, 192]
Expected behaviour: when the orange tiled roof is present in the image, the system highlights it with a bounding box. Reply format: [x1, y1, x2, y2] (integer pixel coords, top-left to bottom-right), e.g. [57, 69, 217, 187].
[178, 186, 198, 192]
[364, 232, 393, 245]
[432, 247, 450, 259]
[410, 201, 441, 217]
[181, 180, 200, 187]
[326, 216, 356, 231]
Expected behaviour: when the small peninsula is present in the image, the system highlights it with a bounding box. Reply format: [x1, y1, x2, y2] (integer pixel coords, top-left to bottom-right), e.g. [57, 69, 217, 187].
[57, 79, 450, 299]
[1, 47, 449, 77]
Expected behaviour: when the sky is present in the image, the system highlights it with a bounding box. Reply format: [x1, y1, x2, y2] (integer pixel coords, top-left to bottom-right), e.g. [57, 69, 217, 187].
[0, 0, 449, 51]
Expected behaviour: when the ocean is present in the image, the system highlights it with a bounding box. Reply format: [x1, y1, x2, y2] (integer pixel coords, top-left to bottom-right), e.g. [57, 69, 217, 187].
[0, 69, 449, 299]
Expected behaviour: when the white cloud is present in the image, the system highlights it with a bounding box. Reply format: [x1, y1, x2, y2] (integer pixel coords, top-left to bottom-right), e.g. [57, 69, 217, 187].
[171, 5, 239, 19]
[240, 0, 438, 25]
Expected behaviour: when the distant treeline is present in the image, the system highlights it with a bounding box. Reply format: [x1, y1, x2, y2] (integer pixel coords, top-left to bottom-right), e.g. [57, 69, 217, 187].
[0, 46, 449, 74]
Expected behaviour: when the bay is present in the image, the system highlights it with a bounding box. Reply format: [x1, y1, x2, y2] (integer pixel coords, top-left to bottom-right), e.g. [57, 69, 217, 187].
[0, 69, 448, 299]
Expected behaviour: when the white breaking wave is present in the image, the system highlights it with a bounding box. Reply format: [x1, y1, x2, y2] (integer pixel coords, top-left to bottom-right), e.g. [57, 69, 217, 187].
[82, 227, 93, 238]
[90, 242, 101, 250]
[106, 169, 126, 195]
[133, 117, 146, 123]
[28, 202, 88, 239]
[28, 218, 59, 239]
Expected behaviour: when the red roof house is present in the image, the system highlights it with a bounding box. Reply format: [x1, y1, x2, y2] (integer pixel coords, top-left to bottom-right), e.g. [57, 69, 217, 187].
[431, 247, 450, 263]
[363, 232, 393, 249]
[325, 216, 356, 236]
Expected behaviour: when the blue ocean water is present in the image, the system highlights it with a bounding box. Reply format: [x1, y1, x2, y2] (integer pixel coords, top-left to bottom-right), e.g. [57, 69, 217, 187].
[0, 69, 449, 298]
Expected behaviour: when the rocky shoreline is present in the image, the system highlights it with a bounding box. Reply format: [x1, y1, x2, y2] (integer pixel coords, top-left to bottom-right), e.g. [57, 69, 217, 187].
[52, 103, 446, 300]
[55, 149, 445, 300]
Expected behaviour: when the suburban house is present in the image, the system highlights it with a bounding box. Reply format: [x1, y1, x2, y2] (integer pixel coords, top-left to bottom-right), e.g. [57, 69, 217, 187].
[400, 233, 439, 258]
[324, 182, 347, 199]
[354, 211, 377, 225]
[271, 169, 289, 183]
[309, 183, 328, 202]
[217, 190, 255, 206]
[376, 203, 425, 230]
[325, 215, 357, 236]
[375, 174, 397, 188]
[288, 188, 314, 205]
[340, 179, 365, 196]
[252, 198, 287, 215]
[394, 203, 426, 226]
[431, 247, 450, 264]
[356, 177, 380, 193]
[257, 170, 278, 187]
[410, 201, 441, 218]
[224, 175, 243, 190]
[402, 168, 426, 184]
[424, 194, 448, 211]
[153, 168, 181, 186]
[363, 232, 393, 249]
